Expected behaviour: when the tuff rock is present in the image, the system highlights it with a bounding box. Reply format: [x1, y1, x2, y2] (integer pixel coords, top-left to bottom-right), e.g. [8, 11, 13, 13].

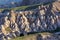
[0, 1, 60, 40]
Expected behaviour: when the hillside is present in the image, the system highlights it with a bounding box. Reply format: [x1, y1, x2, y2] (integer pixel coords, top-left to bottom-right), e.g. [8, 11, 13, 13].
[0, 0, 56, 12]
[12, 32, 60, 40]
[0, 0, 56, 8]
[0, 0, 60, 40]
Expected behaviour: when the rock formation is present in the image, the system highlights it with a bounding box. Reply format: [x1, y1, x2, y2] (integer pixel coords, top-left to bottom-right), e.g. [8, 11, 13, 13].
[0, 1, 60, 40]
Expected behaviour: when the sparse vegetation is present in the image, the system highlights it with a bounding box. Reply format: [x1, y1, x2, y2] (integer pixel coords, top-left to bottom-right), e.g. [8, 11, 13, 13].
[10, 32, 52, 40]
[5, 27, 11, 32]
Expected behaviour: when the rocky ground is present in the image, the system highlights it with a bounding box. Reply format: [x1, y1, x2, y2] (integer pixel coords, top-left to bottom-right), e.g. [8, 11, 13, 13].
[0, 1, 60, 40]
[12, 32, 60, 40]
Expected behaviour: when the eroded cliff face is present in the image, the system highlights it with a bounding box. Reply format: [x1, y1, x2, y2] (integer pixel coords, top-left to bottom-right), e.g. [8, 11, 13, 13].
[0, 1, 60, 40]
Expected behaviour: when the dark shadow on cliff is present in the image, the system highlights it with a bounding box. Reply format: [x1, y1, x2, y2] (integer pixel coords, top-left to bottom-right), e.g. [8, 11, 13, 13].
[44, 2, 60, 33]
[45, 3, 53, 32]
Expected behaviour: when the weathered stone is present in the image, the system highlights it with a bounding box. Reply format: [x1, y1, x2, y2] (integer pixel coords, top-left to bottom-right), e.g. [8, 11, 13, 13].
[0, 1, 60, 40]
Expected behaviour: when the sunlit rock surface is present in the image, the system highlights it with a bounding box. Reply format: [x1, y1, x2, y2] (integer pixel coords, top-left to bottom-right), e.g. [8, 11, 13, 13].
[0, 1, 60, 40]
